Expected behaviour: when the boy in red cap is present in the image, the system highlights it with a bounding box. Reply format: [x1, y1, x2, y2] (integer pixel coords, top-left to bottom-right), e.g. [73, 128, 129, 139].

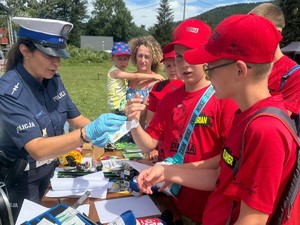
[146, 50, 183, 126]
[107, 42, 164, 113]
[187, 13, 299, 225]
[146, 50, 183, 162]
[126, 19, 237, 224]
[249, 3, 300, 117]
[137, 14, 299, 224]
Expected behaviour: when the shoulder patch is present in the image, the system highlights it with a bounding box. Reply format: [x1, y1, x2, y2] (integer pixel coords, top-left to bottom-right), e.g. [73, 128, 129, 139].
[3, 81, 23, 99]
[0, 70, 24, 99]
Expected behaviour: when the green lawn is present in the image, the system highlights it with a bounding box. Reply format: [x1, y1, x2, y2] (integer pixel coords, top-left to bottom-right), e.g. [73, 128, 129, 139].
[58, 61, 148, 121]
[58, 61, 111, 121]
[58, 59, 166, 121]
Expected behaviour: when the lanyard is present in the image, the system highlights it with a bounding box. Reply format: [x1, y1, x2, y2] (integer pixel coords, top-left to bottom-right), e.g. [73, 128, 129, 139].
[165, 84, 215, 164]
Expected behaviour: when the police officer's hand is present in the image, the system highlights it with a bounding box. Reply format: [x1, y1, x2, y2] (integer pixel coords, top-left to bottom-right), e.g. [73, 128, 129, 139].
[90, 133, 111, 147]
[85, 113, 127, 147]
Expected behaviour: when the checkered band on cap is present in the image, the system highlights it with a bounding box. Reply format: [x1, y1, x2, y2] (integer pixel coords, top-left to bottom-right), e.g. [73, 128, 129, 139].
[12, 17, 73, 58]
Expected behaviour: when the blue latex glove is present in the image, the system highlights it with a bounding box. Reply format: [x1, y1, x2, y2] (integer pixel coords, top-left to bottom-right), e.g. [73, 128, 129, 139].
[91, 133, 111, 147]
[85, 113, 127, 147]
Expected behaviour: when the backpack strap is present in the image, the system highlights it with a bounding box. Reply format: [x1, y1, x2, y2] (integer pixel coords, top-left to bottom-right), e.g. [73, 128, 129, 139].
[155, 80, 168, 92]
[233, 107, 299, 176]
[279, 65, 300, 91]
[228, 107, 300, 225]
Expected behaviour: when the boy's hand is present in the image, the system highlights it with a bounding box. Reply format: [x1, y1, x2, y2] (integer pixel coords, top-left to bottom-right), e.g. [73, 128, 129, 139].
[153, 73, 165, 81]
[137, 165, 166, 194]
[125, 92, 145, 122]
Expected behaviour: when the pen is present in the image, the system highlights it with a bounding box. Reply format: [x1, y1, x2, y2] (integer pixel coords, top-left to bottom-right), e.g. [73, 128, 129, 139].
[104, 172, 121, 178]
[57, 171, 93, 178]
[72, 190, 91, 209]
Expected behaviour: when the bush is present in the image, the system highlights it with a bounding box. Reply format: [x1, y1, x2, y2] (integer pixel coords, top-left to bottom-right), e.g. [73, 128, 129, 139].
[64, 45, 111, 64]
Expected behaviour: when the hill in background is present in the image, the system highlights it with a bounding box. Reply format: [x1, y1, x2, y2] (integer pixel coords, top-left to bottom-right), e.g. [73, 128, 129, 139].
[192, 1, 273, 29]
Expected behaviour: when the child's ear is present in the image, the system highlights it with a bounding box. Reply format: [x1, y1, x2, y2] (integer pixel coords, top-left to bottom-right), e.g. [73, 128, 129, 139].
[236, 60, 248, 78]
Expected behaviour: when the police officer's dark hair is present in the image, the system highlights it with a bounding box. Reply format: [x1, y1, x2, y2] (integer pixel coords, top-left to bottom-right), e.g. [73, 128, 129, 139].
[5, 38, 37, 72]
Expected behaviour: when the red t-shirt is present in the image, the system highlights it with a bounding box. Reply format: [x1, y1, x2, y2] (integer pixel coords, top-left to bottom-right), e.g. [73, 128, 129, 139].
[203, 95, 298, 225]
[146, 85, 238, 222]
[146, 80, 184, 112]
[269, 55, 300, 114]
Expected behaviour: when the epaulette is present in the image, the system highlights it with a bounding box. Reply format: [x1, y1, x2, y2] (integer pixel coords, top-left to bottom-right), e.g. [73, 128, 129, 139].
[0, 72, 24, 99]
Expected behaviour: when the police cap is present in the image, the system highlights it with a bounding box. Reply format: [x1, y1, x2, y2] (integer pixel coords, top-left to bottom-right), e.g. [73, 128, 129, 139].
[12, 17, 73, 58]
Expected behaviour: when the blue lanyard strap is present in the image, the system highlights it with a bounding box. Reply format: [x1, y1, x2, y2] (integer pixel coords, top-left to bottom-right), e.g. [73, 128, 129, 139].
[165, 84, 215, 164]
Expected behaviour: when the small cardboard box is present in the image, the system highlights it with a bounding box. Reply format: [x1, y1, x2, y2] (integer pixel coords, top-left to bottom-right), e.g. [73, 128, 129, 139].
[81, 143, 104, 161]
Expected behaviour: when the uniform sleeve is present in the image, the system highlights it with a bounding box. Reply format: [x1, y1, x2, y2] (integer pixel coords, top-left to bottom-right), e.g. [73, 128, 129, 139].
[0, 93, 42, 150]
[58, 76, 81, 119]
[66, 94, 81, 119]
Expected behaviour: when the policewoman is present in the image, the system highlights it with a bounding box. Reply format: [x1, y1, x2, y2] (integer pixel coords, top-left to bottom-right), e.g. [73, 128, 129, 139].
[0, 17, 126, 221]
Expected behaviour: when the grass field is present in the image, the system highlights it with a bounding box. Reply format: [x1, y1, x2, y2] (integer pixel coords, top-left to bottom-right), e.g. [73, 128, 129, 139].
[58, 61, 112, 121]
[58, 60, 157, 121]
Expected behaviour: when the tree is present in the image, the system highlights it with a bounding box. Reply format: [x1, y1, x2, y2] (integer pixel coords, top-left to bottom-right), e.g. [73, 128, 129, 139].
[151, 0, 174, 48]
[277, 0, 300, 46]
[4, 0, 88, 47]
[35, 0, 88, 47]
[131, 24, 150, 38]
[4, 0, 40, 17]
[86, 0, 134, 42]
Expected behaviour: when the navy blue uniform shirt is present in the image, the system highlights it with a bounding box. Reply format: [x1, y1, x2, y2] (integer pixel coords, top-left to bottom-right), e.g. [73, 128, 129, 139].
[0, 63, 80, 162]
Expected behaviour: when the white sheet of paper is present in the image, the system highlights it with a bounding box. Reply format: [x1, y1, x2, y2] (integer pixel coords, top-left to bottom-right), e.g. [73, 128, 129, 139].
[45, 187, 109, 198]
[16, 199, 90, 225]
[125, 160, 151, 172]
[94, 195, 161, 224]
[50, 178, 111, 191]
[108, 119, 139, 143]
[51, 171, 110, 191]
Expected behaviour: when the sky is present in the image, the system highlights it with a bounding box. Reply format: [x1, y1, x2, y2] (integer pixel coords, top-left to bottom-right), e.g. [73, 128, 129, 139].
[123, 0, 270, 28]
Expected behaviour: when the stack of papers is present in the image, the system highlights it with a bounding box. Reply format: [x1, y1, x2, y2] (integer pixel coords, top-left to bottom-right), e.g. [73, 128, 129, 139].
[45, 169, 112, 198]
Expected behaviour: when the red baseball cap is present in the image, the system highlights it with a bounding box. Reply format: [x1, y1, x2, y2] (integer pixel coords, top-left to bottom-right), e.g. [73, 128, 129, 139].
[162, 19, 212, 54]
[160, 50, 175, 63]
[184, 14, 282, 64]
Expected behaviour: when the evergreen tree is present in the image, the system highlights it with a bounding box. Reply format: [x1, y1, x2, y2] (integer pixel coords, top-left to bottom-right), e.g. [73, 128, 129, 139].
[151, 0, 174, 48]
[277, 0, 300, 46]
